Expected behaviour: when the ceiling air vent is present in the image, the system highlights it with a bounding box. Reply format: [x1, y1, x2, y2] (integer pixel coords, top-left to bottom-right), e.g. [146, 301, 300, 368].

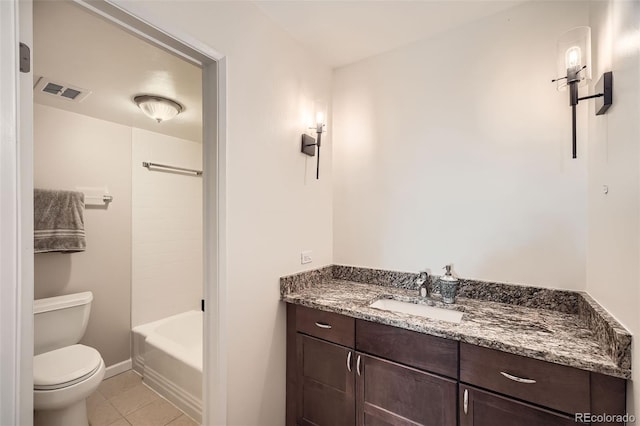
[34, 77, 91, 102]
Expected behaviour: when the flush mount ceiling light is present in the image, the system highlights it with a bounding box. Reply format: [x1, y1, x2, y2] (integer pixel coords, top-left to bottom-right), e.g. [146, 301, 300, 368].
[134, 95, 184, 123]
[551, 26, 613, 158]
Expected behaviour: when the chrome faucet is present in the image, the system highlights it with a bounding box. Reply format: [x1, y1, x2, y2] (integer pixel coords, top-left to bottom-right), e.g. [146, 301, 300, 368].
[416, 271, 430, 298]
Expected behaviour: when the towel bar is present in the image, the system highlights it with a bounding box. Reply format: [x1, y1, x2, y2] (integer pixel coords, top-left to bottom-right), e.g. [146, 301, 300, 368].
[84, 194, 113, 206]
[142, 161, 203, 176]
[77, 187, 113, 206]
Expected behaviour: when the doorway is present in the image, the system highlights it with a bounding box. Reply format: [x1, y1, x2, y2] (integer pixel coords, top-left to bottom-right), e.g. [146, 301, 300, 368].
[1, 0, 227, 424]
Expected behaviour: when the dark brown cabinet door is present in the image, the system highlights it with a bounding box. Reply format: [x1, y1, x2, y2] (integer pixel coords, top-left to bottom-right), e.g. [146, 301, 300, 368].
[460, 386, 578, 426]
[296, 334, 355, 426]
[356, 353, 457, 426]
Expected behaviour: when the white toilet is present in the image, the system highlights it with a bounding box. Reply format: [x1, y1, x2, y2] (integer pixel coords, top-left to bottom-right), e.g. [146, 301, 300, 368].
[33, 291, 105, 426]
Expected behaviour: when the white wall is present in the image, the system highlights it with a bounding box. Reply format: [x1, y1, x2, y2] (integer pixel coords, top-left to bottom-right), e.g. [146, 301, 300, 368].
[587, 0, 640, 414]
[131, 128, 202, 326]
[332, 1, 589, 290]
[112, 2, 334, 424]
[33, 104, 132, 367]
[34, 104, 204, 367]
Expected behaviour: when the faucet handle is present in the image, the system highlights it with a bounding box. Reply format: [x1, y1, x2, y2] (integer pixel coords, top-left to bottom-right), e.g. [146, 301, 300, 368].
[417, 271, 430, 298]
[416, 271, 428, 285]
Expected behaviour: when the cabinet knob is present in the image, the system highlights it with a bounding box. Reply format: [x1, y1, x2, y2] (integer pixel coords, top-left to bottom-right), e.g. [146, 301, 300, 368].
[346, 352, 352, 372]
[499, 371, 537, 384]
[356, 355, 362, 376]
[314, 322, 332, 329]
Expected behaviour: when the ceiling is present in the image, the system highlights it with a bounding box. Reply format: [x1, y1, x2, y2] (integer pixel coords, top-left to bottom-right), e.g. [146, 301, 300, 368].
[33, 0, 527, 136]
[254, 0, 526, 69]
[34, 1, 202, 142]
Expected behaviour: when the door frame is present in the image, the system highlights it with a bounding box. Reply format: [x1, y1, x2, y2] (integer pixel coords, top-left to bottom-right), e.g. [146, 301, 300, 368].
[0, 0, 228, 424]
[0, 1, 32, 424]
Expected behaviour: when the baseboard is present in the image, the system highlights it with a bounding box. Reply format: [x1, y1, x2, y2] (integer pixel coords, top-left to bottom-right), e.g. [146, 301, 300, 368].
[104, 358, 133, 379]
[132, 353, 145, 375]
[144, 366, 202, 423]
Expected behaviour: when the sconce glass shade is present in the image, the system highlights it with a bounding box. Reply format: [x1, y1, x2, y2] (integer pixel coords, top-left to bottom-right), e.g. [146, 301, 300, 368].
[134, 95, 184, 123]
[310, 100, 327, 133]
[556, 26, 592, 91]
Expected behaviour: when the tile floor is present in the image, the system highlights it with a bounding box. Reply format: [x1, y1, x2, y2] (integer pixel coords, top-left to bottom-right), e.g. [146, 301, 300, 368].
[87, 370, 198, 426]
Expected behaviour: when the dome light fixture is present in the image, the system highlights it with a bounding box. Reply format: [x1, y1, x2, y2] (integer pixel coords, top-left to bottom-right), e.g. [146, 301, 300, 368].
[134, 95, 184, 123]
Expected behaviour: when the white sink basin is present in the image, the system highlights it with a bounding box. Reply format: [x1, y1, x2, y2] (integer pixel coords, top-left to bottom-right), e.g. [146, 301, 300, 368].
[369, 298, 464, 324]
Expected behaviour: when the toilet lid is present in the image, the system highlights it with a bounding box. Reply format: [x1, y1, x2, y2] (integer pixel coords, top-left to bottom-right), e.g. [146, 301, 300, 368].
[34, 344, 102, 390]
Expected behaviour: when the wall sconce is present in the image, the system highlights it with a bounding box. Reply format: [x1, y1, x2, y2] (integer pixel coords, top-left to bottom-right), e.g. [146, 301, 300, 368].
[552, 26, 613, 158]
[301, 109, 326, 179]
[134, 95, 184, 123]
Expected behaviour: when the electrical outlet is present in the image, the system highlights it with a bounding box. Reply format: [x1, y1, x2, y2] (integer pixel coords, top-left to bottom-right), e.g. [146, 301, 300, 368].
[301, 250, 312, 264]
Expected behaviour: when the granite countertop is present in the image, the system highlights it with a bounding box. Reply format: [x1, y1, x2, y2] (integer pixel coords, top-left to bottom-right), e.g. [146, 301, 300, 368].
[281, 266, 632, 379]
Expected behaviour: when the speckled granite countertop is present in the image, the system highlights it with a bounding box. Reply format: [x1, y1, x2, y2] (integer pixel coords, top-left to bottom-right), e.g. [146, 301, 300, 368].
[281, 266, 632, 379]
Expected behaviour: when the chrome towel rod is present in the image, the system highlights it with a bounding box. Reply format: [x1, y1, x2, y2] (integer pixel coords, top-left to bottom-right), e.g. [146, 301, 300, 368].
[142, 162, 203, 176]
[78, 186, 114, 206]
[83, 194, 113, 206]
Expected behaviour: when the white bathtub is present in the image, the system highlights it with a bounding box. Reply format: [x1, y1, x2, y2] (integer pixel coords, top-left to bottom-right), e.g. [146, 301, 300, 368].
[132, 310, 202, 422]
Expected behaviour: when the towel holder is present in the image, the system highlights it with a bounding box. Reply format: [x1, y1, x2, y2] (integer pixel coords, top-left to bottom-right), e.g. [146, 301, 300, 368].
[84, 194, 113, 206]
[142, 161, 203, 176]
[77, 186, 113, 206]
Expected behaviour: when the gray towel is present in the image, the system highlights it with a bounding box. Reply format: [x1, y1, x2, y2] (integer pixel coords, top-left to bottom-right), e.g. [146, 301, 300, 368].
[34, 189, 86, 253]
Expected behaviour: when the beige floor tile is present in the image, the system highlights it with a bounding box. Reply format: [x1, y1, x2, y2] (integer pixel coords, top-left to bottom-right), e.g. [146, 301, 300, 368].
[166, 415, 199, 426]
[125, 399, 182, 426]
[87, 398, 123, 426]
[99, 371, 142, 400]
[109, 384, 159, 416]
[87, 390, 106, 413]
[107, 419, 131, 426]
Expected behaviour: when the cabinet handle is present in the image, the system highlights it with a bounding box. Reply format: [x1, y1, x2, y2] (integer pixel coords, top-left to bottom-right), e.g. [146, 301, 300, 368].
[346, 352, 352, 372]
[314, 322, 332, 329]
[499, 371, 536, 384]
[356, 355, 361, 376]
[463, 389, 468, 414]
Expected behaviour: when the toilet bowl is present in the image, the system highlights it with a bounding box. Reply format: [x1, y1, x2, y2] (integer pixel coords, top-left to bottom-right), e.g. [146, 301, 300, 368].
[33, 344, 105, 426]
[33, 292, 105, 426]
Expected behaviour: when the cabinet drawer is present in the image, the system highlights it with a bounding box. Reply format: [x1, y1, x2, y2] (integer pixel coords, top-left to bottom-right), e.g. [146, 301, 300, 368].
[356, 320, 458, 378]
[296, 305, 355, 347]
[460, 343, 590, 414]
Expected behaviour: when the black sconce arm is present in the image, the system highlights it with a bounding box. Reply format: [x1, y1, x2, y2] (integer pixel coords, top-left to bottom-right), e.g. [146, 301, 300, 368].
[301, 118, 325, 179]
[301, 131, 322, 179]
[552, 70, 613, 159]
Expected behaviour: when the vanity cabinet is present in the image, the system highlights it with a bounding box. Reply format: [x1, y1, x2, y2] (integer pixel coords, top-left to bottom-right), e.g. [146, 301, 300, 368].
[459, 386, 575, 426]
[460, 343, 590, 414]
[288, 304, 458, 426]
[355, 320, 457, 378]
[459, 342, 626, 426]
[286, 304, 627, 426]
[289, 305, 356, 425]
[355, 318, 457, 425]
[296, 334, 355, 425]
[357, 354, 457, 426]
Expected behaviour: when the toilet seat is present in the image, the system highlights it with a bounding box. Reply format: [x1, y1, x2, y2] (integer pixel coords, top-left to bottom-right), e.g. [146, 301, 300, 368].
[34, 344, 102, 390]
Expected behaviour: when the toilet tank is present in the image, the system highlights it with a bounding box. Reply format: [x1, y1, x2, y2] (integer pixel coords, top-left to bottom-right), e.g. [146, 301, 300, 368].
[34, 291, 93, 355]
